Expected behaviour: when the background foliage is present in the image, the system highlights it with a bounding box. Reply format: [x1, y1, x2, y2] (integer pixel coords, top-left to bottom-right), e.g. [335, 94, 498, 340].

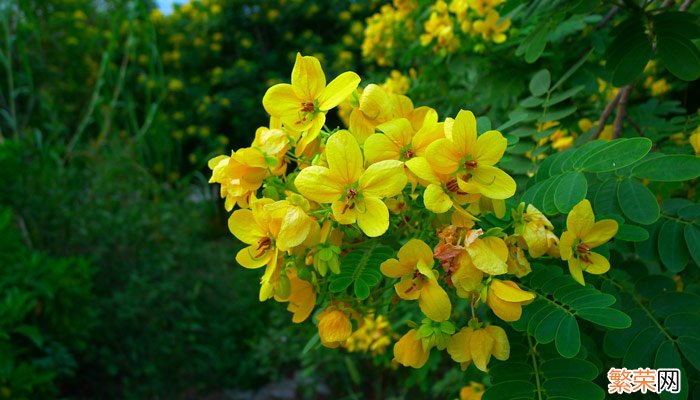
[0, 0, 699, 399]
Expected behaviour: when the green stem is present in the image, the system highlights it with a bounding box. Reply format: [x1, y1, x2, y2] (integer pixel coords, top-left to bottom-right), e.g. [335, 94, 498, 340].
[527, 334, 545, 400]
[3, 14, 17, 139]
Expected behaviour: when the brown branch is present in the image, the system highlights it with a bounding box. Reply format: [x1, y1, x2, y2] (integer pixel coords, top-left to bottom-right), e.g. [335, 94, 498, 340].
[593, 91, 622, 139]
[597, 6, 619, 30]
[661, 0, 676, 7]
[613, 86, 631, 138]
[625, 115, 645, 137]
[680, 0, 693, 11]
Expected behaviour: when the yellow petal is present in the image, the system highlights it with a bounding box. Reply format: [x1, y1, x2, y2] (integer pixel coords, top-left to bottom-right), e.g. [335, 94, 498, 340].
[447, 327, 473, 363]
[451, 109, 478, 157]
[295, 166, 344, 203]
[424, 184, 453, 213]
[318, 309, 352, 345]
[235, 245, 272, 269]
[318, 71, 361, 110]
[567, 199, 595, 239]
[291, 53, 326, 101]
[395, 277, 421, 300]
[485, 325, 510, 361]
[582, 219, 618, 248]
[380, 258, 414, 278]
[360, 160, 407, 198]
[568, 258, 586, 285]
[326, 130, 364, 184]
[377, 118, 413, 148]
[262, 83, 300, 117]
[356, 83, 391, 119]
[398, 238, 435, 266]
[348, 109, 376, 144]
[356, 196, 390, 237]
[286, 272, 316, 323]
[491, 279, 535, 302]
[228, 209, 264, 244]
[468, 237, 508, 275]
[331, 199, 357, 225]
[426, 138, 461, 174]
[584, 252, 611, 275]
[418, 278, 452, 321]
[559, 231, 575, 260]
[276, 207, 313, 251]
[413, 121, 445, 155]
[475, 130, 507, 166]
[487, 290, 522, 321]
[470, 328, 495, 372]
[464, 165, 516, 199]
[364, 132, 401, 163]
[405, 157, 440, 185]
[394, 329, 430, 368]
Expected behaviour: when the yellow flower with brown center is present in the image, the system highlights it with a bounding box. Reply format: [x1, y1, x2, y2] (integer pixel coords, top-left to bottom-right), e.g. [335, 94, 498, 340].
[380, 239, 452, 321]
[262, 53, 360, 155]
[559, 199, 618, 285]
[295, 130, 407, 237]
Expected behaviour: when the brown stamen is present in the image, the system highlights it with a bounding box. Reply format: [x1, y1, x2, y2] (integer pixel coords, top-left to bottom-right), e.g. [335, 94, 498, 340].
[403, 149, 415, 159]
[301, 102, 315, 112]
[576, 243, 590, 254]
[256, 237, 272, 257]
[465, 160, 478, 169]
[446, 178, 467, 195]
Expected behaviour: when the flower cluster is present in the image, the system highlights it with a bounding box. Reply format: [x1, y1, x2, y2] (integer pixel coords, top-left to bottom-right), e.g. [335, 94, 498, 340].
[209, 54, 618, 372]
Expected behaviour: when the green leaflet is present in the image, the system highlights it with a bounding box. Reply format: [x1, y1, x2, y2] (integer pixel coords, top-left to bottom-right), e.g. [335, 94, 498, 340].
[328, 245, 393, 300]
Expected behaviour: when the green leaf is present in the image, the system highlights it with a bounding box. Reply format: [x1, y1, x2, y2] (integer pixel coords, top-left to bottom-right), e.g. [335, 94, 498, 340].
[534, 309, 566, 344]
[623, 326, 664, 369]
[653, 11, 700, 39]
[632, 154, 700, 182]
[542, 377, 605, 400]
[579, 138, 652, 173]
[655, 341, 689, 400]
[684, 225, 700, 267]
[552, 48, 593, 91]
[353, 279, 370, 300]
[540, 358, 599, 380]
[544, 85, 585, 107]
[554, 172, 587, 213]
[525, 26, 549, 63]
[677, 336, 700, 371]
[594, 178, 623, 216]
[651, 292, 700, 318]
[605, 16, 652, 87]
[616, 224, 650, 242]
[12, 325, 44, 347]
[658, 220, 690, 273]
[665, 313, 700, 338]
[529, 69, 551, 96]
[657, 31, 700, 81]
[482, 381, 536, 400]
[576, 308, 631, 329]
[617, 178, 660, 225]
[555, 315, 580, 358]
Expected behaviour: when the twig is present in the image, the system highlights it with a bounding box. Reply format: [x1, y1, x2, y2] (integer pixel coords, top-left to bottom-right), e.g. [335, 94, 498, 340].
[661, 0, 676, 7]
[593, 91, 622, 139]
[613, 86, 631, 138]
[680, 0, 693, 11]
[597, 6, 619, 30]
[15, 213, 33, 249]
[625, 115, 645, 137]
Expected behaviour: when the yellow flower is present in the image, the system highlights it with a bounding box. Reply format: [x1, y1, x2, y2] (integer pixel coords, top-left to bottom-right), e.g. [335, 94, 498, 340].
[228, 198, 316, 300]
[262, 53, 360, 154]
[447, 325, 509, 371]
[317, 304, 353, 348]
[690, 132, 700, 156]
[277, 270, 316, 323]
[348, 83, 394, 143]
[486, 279, 535, 321]
[505, 236, 531, 278]
[468, 0, 503, 15]
[393, 329, 431, 368]
[380, 239, 452, 321]
[343, 314, 392, 355]
[559, 199, 618, 285]
[515, 203, 559, 258]
[294, 130, 407, 237]
[460, 382, 485, 400]
[426, 109, 516, 200]
[472, 10, 510, 43]
[365, 113, 443, 164]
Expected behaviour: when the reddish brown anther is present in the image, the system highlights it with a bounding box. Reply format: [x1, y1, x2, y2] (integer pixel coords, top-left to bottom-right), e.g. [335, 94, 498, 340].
[301, 102, 315, 112]
[465, 160, 478, 169]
